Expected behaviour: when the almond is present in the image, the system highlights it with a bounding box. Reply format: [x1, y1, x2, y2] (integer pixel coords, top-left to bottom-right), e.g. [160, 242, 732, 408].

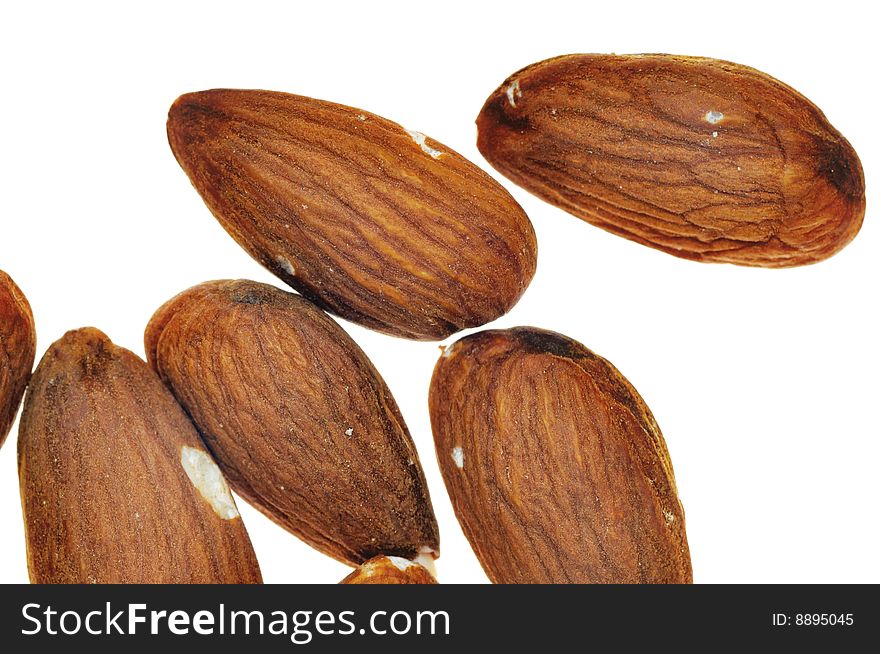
[167, 89, 537, 340]
[145, 280, 440, 566]
[0, 270, 36, 449]
[340, 555, 437, 585]
[429, 327, 691, 584]
[18, 328, 261, 584]
[477, 54, 865, 267]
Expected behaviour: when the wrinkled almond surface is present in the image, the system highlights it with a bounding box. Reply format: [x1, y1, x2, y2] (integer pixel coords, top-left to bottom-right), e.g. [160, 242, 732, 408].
[168, 89, 537, 339]
[0, 270, 35, 449]
[145, 280, 439, 565]
[477, 54, 865, 267]
[429, 327, 692, 584]
[18, 328, 261, 584]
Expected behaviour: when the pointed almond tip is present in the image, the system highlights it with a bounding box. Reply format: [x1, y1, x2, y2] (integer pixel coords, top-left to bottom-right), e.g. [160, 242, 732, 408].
[167, 90, 225, 155]
[168, 91, 194, 127]
[59, 326, 112, 348]
[169, 90, 208, 117]
[168, 89, 234, 123]
[36, 327, 117, 377]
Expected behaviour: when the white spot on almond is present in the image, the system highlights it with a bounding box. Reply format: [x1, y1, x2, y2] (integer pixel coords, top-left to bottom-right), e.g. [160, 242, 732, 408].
[705, 110, 724, 124]
[275, 255, 296, 276]
[345, 426, 354, 437]
[405, 129, 442, 158]
[663, 509, 676, 525]
[180, 446, 239, 520]
[356, 114, 367, 121]
[506, 79, 522, 107]
[414, 547, 438, 579]
[387, 556, 417, 572]
[451, 446, 464, 469]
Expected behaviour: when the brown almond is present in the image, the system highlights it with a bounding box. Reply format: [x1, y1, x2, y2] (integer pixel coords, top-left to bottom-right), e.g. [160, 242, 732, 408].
[429, 327, 691, 584]
[167, 89, 537, 340]
[145, 280, 440, 566]
[18, 328, 262, 584]
[340, 555, 438, 585]
[477, 54, 865, 267]
[1, 270, 36, 449]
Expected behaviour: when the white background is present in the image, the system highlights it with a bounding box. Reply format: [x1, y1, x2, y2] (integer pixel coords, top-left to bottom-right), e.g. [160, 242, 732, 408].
[1, 1, 877, 584]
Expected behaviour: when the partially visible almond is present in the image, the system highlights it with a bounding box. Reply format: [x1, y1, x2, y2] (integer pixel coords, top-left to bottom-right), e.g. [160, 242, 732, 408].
[18, 328, 262, 584]
[167, 89, 537, 340]
[340, 555, 437, 585]
[0, 270, 36, 450]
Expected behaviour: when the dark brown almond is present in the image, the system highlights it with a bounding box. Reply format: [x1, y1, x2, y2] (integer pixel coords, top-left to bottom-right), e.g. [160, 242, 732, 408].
[0, 270, 36, 449]
[145, 280, 439, 566]
[167, 89, 537, 340]
[340, 555, 438, 585]
[429, 327, 691, 584]
[18, 328, 262, 584]
[477, 54, 865, 267]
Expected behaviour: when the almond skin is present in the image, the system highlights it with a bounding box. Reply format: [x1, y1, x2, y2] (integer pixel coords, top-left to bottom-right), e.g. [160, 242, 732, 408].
[0, 270, 36, 449]
[17, 328, 261, 584]
[477, 54, 865, 267]
[340, 555, 437, 585]
[429, 327, 691, 584]
[167, 89, 537, 340]
[145, 280, 440, 566]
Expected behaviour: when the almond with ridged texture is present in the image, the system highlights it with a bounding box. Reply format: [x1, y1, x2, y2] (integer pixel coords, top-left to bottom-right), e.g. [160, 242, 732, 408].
[429, 327, 691, 584]
[340, 555, 438, 585]
[477, 54, 865, 267]
[167, 89, 537, 340]
[145, 280, 439, 566]
[18, 328, 262, 584]
[0, 270, 36, 449]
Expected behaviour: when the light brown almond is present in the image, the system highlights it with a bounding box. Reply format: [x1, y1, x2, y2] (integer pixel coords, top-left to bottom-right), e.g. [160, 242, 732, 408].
[477, 54, 864, 267]
[18, 328, 262, 584]
[145, 280, 439, 566]
[429, 327, 692, 584]
[167, 89, 537, 340]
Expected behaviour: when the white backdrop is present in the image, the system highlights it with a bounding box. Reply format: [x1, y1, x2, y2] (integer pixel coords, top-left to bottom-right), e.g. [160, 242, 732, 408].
[1, 0, 876, 584]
